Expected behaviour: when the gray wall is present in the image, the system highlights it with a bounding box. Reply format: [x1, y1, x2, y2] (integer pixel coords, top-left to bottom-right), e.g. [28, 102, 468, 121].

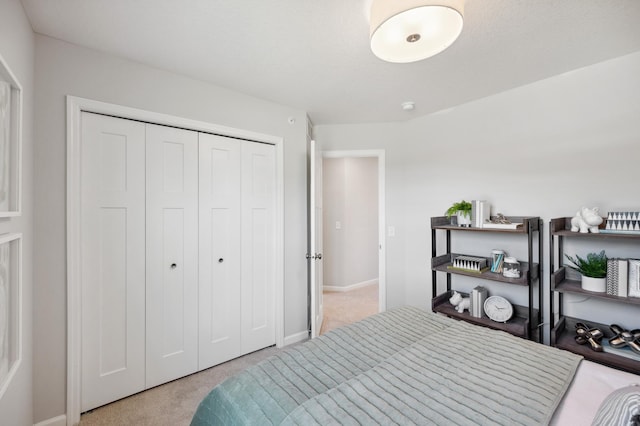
[0, 0, 34, 424]
[323, 157, 378, 289]
[32, 35, 309, 422]
[315, 51, 640, 339]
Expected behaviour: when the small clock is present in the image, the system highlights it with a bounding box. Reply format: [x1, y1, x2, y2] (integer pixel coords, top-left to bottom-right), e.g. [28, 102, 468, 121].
[484, 295, 513, 323]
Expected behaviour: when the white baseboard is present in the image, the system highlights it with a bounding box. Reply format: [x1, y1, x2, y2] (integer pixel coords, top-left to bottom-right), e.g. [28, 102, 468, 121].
[283, 330, 309, 346]
[34, 414, 67, 426]
[324, 278, 378, 293]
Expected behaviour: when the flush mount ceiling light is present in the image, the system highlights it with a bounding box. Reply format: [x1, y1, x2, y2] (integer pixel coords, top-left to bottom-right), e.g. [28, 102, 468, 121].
[370, 0, 464, 63]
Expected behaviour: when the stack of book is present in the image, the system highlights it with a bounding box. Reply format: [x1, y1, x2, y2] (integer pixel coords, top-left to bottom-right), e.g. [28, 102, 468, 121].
[448, 256, 488, 273]
[604, 211, 640, 233]
[471, 200, 491, 228]
[469, 286, 488, 318]
[606, 258, 640, 298]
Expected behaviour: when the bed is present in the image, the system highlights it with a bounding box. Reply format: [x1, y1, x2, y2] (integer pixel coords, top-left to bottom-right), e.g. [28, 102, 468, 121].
[191, 307, 640, 425]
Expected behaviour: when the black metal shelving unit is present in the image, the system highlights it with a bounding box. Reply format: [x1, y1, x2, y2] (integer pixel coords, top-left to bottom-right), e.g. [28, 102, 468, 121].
[431, 216, 542, 340]
[549, 217, 640, 374]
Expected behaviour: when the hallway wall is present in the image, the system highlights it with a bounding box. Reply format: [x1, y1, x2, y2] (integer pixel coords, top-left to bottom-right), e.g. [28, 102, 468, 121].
[323, 157, 378, 290]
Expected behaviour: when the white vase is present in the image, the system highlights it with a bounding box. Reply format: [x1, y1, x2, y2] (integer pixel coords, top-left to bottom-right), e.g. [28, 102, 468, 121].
[456, 211, 471, 227]
[581, 276, 606, 293]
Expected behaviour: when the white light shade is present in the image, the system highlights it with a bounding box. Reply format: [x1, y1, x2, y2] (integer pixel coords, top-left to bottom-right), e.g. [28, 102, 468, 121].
[370, 0, 464, 63]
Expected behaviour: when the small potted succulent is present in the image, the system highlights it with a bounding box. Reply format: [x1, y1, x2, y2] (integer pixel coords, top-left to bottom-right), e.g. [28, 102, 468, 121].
[445, 200, 473, 227]
[565, 250, 608, 292]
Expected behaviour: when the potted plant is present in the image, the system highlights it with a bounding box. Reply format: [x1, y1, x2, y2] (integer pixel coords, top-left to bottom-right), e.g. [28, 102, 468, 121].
[565, 250, 608, 292]
[445, 200, 473, 227]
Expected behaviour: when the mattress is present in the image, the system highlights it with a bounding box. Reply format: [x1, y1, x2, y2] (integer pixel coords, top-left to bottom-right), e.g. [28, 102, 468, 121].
[551, 360, 640, 424]
[191, 306, 584, 425]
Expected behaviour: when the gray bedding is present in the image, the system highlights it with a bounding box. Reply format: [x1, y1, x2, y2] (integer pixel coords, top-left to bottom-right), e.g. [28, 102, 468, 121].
[191, 307, 582, 425]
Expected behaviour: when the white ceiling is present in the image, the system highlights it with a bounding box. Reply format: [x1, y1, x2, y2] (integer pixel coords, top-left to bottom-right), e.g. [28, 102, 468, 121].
[20, 0, 640, 125]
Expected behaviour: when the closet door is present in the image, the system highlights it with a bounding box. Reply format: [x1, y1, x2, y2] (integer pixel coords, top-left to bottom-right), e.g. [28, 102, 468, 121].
[198, 133, 242, 369]
[145, 124, 199, 388]
[241, 141, 276, 353]
[80, 113, 146, 412]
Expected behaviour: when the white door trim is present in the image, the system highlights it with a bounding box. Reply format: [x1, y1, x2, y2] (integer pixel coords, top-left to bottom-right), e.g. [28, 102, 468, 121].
[66, 96, 285, 425]
[321, 150, 386, 313]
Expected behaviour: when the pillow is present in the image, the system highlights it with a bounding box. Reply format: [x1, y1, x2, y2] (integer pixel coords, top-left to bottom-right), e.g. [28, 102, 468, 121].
[592, 384, 640, 426]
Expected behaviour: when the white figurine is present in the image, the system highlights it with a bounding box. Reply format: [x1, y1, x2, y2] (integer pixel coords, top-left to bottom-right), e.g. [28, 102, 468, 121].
[449, 290, 470, 313]
[570, 207, 603, 234]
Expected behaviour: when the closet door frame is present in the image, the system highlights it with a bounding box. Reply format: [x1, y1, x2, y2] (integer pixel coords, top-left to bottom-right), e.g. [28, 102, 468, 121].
[66, 96, 285, 426]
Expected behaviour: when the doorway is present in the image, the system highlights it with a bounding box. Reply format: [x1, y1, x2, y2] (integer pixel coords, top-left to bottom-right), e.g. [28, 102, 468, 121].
[320, 151, 385, 334]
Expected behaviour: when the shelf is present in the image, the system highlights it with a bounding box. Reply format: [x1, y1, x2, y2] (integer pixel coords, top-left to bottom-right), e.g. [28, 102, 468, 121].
[432, 291, 531, 339]
[552, 267, 640, 306]
[550, 217, 640, 240]
[431, 215, 540, 234]
[432, 253, 538, 286]
[552, 317, 640, 374]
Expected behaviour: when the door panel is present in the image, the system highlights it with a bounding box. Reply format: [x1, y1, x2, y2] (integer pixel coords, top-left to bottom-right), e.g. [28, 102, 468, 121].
[145, 124, 199, 388]
[198, 133, 242, 369]
[81, 113, 146, 412]
[241, 142, 276, 353]
[309, 139, 323, 338]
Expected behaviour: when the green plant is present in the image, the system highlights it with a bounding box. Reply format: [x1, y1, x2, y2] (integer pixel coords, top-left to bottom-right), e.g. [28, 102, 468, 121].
[445, 200, 472, 219]
[565, 250, 608, 278]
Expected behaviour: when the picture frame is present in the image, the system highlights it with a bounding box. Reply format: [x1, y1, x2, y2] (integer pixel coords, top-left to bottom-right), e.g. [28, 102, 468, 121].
[0, 233, 22, 400]
[0, 52, 23, 217]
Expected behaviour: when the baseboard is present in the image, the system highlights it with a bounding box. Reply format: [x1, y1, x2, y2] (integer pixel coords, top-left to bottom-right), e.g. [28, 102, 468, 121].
[34, 414, 67, 426]
[283, 330, 309, 346]
[324, 278, 378, 293]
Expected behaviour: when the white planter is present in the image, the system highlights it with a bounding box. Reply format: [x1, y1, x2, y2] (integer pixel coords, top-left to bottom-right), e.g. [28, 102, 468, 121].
[456, 211, 471, 227]
[581, 276, 606, 293]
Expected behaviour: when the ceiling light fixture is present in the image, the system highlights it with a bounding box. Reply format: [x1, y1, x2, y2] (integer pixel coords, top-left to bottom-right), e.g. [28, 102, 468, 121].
[370, 0, 464, 63]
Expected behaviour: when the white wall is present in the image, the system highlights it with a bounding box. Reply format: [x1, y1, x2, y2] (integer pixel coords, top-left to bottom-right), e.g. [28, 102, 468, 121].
[0, 0, 34, 424]
[33, 35, 309, 422]
[315, 51, 640, 339]
[323, 157, 378, 289]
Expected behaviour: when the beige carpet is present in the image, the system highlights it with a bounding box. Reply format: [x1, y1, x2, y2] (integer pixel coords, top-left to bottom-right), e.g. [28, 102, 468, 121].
[80, 284, 377, 424]
[80, 345, 286, 426]
[320, 283, 379, 335]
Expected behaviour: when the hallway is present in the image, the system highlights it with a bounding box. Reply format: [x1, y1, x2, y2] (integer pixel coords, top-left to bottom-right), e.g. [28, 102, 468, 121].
[320, 283, 379, 335]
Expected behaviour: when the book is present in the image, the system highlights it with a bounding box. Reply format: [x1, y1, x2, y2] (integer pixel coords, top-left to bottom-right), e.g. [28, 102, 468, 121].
[618, 259, 628, 297]
[472, 200, 491, 228]
[629, 259, 640, 298]
[606, 258, 628, 296]
[447, 266, 490, 274]
[606, 259, 619, 296]
[470, 286, 487, 318]
[602, 339, 640, 361]
[482, 222, 523, 230]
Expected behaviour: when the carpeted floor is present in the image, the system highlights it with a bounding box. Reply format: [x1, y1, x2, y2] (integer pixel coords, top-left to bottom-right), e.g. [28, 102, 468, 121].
[320, 282, 379, 335]
[79, 345, 285, 426]
[80, 283, 378, 425]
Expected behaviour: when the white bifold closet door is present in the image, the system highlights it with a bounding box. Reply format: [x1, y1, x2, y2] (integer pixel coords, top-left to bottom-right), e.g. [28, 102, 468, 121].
[198, 134, 276, 369]
[198, 134, 242, 369]
[80, 113, 276, 411]
[145, 124, 199, 388]
[240, 141, 277, 354]
[80, 113, 146, 412]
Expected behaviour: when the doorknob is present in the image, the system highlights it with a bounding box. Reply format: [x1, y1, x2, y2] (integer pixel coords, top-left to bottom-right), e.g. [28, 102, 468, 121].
[316, 253, 322, 260]
[306, 253, 323, 260]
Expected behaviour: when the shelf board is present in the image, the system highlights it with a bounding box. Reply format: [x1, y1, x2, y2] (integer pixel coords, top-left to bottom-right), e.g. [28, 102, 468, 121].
[553, 278, 640, 306]
[552, 317, 640, 374]
[550, 217, 640, 240]
[432, 292, 530, 338]
[431, 216, 540, 234]
[432, 253, 537, 286]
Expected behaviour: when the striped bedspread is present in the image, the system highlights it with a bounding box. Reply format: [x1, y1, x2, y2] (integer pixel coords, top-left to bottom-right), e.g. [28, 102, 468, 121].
[191, 307, 581, 425]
